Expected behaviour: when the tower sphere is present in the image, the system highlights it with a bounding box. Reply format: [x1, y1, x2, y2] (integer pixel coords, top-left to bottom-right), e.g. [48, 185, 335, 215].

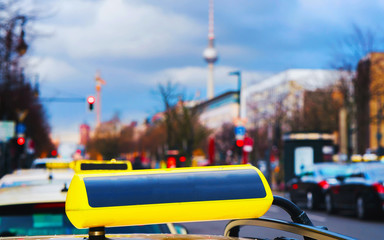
[203, 46, 218, 63]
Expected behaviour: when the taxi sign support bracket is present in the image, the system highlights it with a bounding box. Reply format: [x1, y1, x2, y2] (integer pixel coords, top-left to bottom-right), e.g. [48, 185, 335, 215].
[226, 196, 315, 239]
[224, 217, 355, 240]
[272, 196, 313, 227]
[89, 227, 106, 240]
[224, 196, 354, 240]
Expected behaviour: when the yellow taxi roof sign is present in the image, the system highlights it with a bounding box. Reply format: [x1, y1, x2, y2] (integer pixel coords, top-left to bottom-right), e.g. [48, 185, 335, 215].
[362, 153, 377, 162]
[46, 161, 70, 169]
[65, 165, 273, 229]
[71, 160, 132, 173]
[351, 154, 362, 162]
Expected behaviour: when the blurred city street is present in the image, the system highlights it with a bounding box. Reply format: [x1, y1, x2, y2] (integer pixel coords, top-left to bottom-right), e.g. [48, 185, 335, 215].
[1, 1, 384, 239]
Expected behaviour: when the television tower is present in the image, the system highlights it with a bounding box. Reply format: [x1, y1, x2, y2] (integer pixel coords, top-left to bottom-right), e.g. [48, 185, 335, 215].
[203, 0, 218, 99]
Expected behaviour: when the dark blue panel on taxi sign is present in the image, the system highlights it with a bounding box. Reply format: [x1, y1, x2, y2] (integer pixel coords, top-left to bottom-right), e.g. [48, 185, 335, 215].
[84, 169, 266, 208]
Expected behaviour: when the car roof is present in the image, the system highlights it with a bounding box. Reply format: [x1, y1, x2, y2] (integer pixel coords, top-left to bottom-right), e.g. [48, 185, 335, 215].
[350, 161, 384, 169]
[0, 168, 74, 188]
[32, 158, 73, 163]
[300, 162, 348, 172]
[0, 183, 67, 206]
[349, 162, 384, 173]
[313, 162, 347, 166]
[31, 158, 73, 168]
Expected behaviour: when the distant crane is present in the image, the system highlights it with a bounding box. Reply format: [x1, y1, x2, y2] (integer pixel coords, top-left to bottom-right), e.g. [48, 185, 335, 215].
[95, 71, 106, 126]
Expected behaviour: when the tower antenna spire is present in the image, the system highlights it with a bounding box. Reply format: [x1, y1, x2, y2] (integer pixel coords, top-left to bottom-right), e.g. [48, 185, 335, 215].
[208, 0, 214, 42]
[203, 0, 218, 100]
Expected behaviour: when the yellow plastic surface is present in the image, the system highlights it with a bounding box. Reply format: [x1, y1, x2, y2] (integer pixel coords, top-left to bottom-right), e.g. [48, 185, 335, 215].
[71, 159, 132, 173]
[46, 161, 70, 169]
[66, 165, 273, 229]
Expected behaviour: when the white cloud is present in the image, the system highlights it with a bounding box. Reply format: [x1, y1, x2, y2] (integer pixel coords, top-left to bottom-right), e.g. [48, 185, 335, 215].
[25, 57, 79, 82]
[34, 0, 204, 59]
[146, 65, 271, 89]
[219, 44, 256, 59]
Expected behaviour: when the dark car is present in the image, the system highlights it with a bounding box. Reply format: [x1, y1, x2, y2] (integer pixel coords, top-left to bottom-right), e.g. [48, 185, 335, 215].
[324, 161, 384, 219]
[286, 162, 350, 210]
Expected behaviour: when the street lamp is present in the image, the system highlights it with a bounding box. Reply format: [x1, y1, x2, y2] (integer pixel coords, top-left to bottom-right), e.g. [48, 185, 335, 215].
[16, 27, 28, 56]
[229, 71, 243, 164]
[5, 16, 28, 60]
[229, 71, 241, 118]
[3, 15, 28, 84]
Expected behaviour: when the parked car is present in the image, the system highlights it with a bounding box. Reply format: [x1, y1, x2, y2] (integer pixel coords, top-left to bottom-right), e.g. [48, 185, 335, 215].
[286, 162, 350, 210]
[324, 161, 384, 219]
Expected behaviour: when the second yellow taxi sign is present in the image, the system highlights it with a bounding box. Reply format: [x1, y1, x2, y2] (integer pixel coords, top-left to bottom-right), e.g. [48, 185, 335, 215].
[65, 165, 273, 229]
[70, 159, 132, 173]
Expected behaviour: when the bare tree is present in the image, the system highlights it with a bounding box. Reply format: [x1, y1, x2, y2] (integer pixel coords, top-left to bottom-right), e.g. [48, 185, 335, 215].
[214, 123, 235, 164]
[154, 81, 209, 165]
[0, 1, 54, 174]
[301, 88, 343, 132]
[331, 24, 381, 72]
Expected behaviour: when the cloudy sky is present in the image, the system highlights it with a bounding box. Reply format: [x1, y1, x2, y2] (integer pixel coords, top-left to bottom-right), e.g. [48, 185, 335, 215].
[22, 0, 384, 148]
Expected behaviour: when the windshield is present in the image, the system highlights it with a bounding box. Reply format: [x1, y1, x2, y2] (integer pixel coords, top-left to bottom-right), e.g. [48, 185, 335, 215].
[0, 204, 169, 237]
[365, 166, 384, 181]
[317, 165, 349, 178]
[0, 213, 87, 236]
[0, 214, 169, 236]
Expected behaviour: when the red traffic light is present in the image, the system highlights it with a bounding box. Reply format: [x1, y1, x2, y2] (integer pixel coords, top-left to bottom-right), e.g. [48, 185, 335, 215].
[87, 96, 95, 111]
[87, 96, 96, 104]
[17, 137, 25, 145]
[179, 156, 186, 162]
[236, 139, 244, 147]
[167, 156, 177, 168]
[51, 150, 58, 157]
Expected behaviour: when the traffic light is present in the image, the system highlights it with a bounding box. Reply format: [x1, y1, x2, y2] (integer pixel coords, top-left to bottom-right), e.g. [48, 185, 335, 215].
[166, 150, 187, 168]
[167, 156, 177, 168]
[236, 139, 244, 147]
[177, 155, 187, 167]
[87, 96, 95, 111]
[17, 137, 25, 145]
[179, 156, 186, 163]
[51, 149, 58, 157]
[15, 137, 26, 158]
[234, 139, 244, 157]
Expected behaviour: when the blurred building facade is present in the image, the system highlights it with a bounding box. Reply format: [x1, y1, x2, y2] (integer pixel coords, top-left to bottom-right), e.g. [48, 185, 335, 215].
[92, 115, 122, 139]
[196, 91, 239, 130]
[194, 69, 342, 133]
[355, 52, 384, 155]
[79, 124, 90, 146]
[245, 69, 342, 131]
